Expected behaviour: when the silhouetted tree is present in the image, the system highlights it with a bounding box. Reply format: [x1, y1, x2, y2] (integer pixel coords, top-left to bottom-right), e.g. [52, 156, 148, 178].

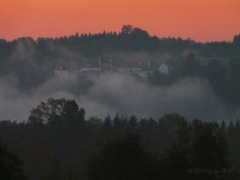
[178, 52, 201, 77]
[162, 119, 231, 180]
[0, 140, 28, 180]
[28, 98, 85, 125]
[128, 115, 138, 132]
[62, 100, 85, 125]
[84, 132, 161, 180]
[101, 114, 113, 138]
[121, 25, 134, 35]
[44, 158, 63, 180]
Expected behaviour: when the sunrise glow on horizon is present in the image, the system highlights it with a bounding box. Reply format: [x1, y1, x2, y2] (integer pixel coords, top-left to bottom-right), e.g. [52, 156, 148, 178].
[1, 0, 240, 42]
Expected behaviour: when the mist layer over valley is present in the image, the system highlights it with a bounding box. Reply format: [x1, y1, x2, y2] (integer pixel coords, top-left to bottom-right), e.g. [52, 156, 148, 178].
[1, 29, 240, 122]
[0, 73, 230, 122]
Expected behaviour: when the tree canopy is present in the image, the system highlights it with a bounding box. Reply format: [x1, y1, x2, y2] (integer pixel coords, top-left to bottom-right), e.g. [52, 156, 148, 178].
[84, 132, 161, 180]
[0, 139, 28, 180]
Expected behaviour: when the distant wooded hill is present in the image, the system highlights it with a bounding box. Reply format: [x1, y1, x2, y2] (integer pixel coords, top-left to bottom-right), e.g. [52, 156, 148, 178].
[0, 25, 240, 108]
[1, 25, 240, 57]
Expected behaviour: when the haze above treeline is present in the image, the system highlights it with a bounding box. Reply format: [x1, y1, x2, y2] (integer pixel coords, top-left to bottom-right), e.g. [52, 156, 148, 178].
[0, 25, 240, 121]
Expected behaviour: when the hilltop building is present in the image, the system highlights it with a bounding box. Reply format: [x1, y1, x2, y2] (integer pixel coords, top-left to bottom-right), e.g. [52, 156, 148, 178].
[54, 57, 113, 78]
[100, 57, 113, 72]
[54, 58, 174, 80]
[80, 58, 101, 71]
[54, 60, 81, 78]
[159, 62, 175, 75]
[139, 65, 156, 79]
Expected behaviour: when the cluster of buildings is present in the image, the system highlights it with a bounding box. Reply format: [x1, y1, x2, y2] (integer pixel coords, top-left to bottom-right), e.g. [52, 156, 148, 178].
[54, 57, 174, 79]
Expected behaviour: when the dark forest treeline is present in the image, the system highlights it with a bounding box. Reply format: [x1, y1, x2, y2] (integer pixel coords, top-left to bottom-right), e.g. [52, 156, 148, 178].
[1, 25, 240, 57]
[1, 98, 240, 179]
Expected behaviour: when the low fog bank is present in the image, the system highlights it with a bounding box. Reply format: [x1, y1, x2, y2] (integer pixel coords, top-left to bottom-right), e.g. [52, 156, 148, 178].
[86, 74, 230, 121]
[0, 74, 234, 122]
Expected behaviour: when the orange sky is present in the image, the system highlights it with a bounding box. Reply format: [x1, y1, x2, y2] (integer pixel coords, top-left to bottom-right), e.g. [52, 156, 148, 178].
[1, 0, 240, 42]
